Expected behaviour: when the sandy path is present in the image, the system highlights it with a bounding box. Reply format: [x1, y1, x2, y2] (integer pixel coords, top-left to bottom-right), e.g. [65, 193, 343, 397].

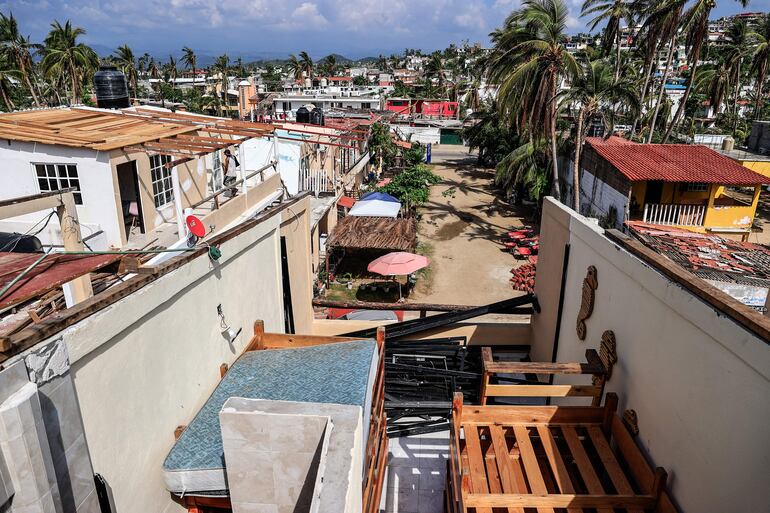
[408, 146, 532, 306]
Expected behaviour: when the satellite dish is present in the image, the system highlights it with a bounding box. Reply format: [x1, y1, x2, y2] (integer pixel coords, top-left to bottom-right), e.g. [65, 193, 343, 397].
[186, 215, 206, 238]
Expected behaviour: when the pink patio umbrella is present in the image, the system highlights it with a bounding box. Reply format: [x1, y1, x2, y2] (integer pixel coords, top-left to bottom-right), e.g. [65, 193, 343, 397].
[368, 251, 429, 299]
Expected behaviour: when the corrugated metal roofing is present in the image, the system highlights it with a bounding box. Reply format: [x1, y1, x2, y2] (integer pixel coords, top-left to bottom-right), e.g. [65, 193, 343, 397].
[0, 252, 122, 309]
[585, 138, 770, 185]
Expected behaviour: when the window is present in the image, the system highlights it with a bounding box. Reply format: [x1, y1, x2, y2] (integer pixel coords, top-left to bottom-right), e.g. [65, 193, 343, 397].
[35, 164, 82, 204]
[150, 154, 174, 207]
[685, 182, 708, 192]
[282, 101, 290, 112]
[362, 102, 371, 109]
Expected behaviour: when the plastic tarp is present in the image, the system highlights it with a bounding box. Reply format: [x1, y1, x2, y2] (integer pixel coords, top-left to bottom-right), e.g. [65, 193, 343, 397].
[349, 192, 401, 218]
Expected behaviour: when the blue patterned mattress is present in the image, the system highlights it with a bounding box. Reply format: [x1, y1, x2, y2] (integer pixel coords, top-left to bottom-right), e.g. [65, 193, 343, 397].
[162, 339, 378, 495]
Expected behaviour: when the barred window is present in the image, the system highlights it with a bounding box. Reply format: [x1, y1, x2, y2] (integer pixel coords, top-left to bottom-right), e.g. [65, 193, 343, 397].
[34, 164, 82, 204]
[150, 154, 174, 207]
[685, 182, 708, 192]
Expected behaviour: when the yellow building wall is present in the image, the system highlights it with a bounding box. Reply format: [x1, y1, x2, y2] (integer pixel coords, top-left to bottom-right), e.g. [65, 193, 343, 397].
[735, 159, 770, 179]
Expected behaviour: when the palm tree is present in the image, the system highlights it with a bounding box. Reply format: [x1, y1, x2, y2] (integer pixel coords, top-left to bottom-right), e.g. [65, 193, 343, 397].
[487, 0, 580, 200]
[166, 55, 178, 94]
[299, 51, 313, 78]
[425, 52, 446, 94]
[148, 58, 164, 107]
[41, 20, 98, 105]
[496, 138, 552, 201]
[0, 54, 18, 110]
[580, 0, 634, 81]
[181, 46, 197, 83]
[750, 14, 770, 119]
[724, 18, 750, 133]
[663, 0, 749, 142]
[642, 0, 684, 143]
[287, 54, 303, 80]
[113, 44, 138, 100]
[138, 52, 151, 76]
[214, 54, 230, 116]
[559, 60, 639, 210]
[320, 55, 337, 76]
[0, 13, 41, 106]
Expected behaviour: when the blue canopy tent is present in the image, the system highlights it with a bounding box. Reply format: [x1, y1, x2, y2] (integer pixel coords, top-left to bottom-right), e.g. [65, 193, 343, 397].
[349, 192, 402, 218]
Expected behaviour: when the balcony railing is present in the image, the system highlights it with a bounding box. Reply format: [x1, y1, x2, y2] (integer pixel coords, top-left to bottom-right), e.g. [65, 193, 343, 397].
[643, 203, 706, 226]
[299, 168, 336, 196]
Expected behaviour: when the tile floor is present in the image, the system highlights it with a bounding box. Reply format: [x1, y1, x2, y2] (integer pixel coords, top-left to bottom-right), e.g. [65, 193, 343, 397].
[380, 429, 450, 513]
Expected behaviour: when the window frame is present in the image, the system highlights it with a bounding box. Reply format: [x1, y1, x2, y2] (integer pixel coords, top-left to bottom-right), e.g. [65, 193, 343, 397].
[149, 154, 174, 208]
[684, 182, 709, 193]
[33, 163, 83, 205]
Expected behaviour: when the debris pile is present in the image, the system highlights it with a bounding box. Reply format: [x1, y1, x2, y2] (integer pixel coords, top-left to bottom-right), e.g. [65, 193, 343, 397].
[510, 263, 537, 294]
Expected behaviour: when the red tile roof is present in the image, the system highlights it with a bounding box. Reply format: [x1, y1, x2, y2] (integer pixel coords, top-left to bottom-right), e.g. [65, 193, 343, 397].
[585, 138, 770, 185]
[338, 196, 356, 208]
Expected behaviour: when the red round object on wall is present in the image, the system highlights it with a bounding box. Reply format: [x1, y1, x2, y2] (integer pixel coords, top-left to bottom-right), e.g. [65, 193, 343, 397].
[186, 215, 206, 237]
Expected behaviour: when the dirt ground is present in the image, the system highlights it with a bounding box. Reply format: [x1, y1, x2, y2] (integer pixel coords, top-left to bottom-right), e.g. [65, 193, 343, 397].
[408, 145, 535, 306]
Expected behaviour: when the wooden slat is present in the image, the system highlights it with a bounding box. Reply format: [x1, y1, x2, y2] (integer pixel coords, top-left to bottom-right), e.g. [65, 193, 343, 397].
[485, 384, 603, 398]
[611, 416, 679, 513]
[461, 405, 604, 426]
[464, 424, 492, 513]
[536, 425, 583, 513]
[562, 426, 613, 513]
[484, 358, 605, 375]
[463, 493, 657, 509]
[513, 425, 555, 513]
[489, 425, 525, 513]
[587, 425, 643, 513]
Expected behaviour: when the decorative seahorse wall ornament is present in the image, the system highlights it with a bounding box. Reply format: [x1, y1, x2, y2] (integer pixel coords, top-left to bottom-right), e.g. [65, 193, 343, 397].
[576, 265, 598, 340]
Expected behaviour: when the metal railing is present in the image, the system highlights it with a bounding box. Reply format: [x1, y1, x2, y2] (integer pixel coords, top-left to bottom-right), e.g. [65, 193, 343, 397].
[192, 161, 277, 210]
[643, 203, 706, 226]
[299, 168, 336, 196]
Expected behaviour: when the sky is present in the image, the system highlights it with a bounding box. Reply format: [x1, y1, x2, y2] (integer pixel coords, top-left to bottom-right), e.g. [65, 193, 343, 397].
[2, 0, 768, 60]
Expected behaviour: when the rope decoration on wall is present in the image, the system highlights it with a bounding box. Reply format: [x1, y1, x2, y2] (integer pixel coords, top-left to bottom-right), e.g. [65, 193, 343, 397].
[576, 265, 598, 340]
[623, 409, 639, 436]
[599, 330, 618, 379]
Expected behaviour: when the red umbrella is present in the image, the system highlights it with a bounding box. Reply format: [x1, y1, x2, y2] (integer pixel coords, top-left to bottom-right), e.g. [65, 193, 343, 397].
[368, 252, 429, 276]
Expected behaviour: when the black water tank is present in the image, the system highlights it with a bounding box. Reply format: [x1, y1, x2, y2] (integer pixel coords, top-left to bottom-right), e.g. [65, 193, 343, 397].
[94, 65, 130, 109]
[310, 107, 324, 126]
[296, 106, 311, 124]
[0, 232, 43, 253]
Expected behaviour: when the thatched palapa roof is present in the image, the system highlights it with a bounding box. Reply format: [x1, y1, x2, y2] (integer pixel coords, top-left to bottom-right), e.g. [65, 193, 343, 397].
[326, 216, 416, 251]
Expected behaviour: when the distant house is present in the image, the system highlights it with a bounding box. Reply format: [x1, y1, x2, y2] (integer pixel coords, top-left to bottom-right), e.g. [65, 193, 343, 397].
[565, 136, 770, 240]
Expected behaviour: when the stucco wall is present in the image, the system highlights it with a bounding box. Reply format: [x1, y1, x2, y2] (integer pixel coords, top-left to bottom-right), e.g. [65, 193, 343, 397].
[281, 195, 314, 334]
[579, 169, 628, 228]
[36, 214, 286, 513]
[0, 141, 119, 249]
[531, 198, 770, 513]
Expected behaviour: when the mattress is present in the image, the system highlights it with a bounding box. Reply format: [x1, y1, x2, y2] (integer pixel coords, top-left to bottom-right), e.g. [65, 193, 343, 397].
[162, 339, 378, 495]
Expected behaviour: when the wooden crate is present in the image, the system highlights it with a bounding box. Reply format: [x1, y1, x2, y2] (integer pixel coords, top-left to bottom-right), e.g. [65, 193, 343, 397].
[479, 347, 607, 406]
[448, 392, 680, 513]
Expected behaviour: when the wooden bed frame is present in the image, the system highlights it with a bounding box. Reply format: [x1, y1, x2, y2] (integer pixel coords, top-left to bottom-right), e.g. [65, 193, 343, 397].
[177, 321, 388, 513]
[480, 347, 607, 406]
[447, 392, 680, 513]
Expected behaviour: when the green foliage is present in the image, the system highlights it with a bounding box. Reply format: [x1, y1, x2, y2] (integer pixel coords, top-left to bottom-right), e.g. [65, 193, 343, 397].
[368, 121, 397, 168]
[379, 164, 441, 211]
[463, 102, 517, 167]
[352, 75, 368, 86]
[402, 143, 425, 167]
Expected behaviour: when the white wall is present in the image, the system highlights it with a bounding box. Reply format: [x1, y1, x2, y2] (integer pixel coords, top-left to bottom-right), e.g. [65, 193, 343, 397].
[532, 198, 770, 513]
[27, 214, 287, 513]
[0, 141, 120, 249]
[275, 133, 303, 195]
[390, 126, 440, 145]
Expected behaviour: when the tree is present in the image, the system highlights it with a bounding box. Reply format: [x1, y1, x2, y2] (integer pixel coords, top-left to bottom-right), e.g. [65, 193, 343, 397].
[379, 164, 441, 213]
[166, 55, 178, 95]
[724, 18, 750, 134]
[664, 0, 749, 142]
[41, 20, 98, 104]
[352, 75, 368, 86]
[181, 46, 197, 83]
[0, 54, 18, 110]
[0, 13, 41, 106]
[148, 58, 164, 107]
[580, 0, 634, 81]
[558, 60, 639, 211]
[368, 121, 397, 171]
[496, 138, 552, 201]
[486, 0, 580, 200]
[113, 44, 138, 99]
[299, 51, 314, 78]
[750, 14, 770, 119]
[287, 54, 303, 80]
[320, 55, 338, 76]
[214, 54, 230, 116]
